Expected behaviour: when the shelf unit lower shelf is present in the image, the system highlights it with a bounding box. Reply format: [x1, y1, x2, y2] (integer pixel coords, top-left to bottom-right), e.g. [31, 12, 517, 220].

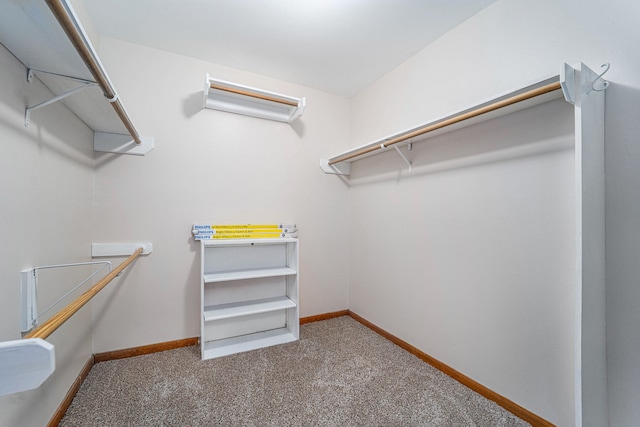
[202, 327, 297, 359]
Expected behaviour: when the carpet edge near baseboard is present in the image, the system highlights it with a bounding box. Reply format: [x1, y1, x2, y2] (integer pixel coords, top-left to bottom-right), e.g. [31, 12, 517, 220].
[47, 355, 94, 427]
[300, 309, 350, 324]
[93, 337, 199, 363]
[346, 310, 555, 427]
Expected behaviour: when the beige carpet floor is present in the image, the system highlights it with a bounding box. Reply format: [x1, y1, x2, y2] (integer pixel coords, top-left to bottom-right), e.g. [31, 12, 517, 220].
[60, 316, 530, 426]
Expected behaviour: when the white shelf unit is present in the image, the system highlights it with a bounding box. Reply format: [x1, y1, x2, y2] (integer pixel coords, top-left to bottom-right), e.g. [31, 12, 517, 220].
[200, 238, 299, 360]
[204, 74, 305, 123]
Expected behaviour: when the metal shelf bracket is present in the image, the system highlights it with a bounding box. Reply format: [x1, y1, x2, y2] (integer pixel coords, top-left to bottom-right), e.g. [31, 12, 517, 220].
[393, 145, 412, 172]
[25, 69, 97, 126]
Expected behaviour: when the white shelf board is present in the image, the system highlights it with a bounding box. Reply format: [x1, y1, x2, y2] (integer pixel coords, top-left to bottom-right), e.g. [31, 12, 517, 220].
[204, 266, 296, 283]
[202, 327, 297, 359]
[204, 296, 296, 322]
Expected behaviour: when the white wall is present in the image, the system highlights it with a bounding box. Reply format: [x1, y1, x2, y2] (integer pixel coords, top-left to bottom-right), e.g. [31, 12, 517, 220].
[0, 43, 95, 426]
[349, 0, 640, 425]
[349, 98, 577, 424]
[89, 38, 352, 353]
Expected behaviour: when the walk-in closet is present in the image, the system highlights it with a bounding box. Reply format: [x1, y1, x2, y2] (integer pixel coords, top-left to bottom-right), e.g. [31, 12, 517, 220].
[2, 1, 640, 426]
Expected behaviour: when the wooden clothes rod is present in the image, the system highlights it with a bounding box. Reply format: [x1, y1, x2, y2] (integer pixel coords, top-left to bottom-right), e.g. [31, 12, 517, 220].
[209, 83, 299, 107]
[328, 80, 563, 165]
[45, 0, 143, 145]
[24, 247, 144, 340]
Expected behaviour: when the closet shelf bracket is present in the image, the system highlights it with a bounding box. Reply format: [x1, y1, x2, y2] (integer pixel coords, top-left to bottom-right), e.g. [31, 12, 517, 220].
[25, 69, 97, 127]
[561, 62, 610, 105]
[393, 145, 412, 172]
[20, 260, 113, 333]
[91, 242, 153, 257]
[319, 158, 351, 175]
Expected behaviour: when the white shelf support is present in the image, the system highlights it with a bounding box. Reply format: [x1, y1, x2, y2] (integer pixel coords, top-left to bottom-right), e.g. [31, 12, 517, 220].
[561, 62, 577, 105]
[94, 132, 155, 156]
[393, 145, 412, 172]
[319, 158, 351, 175]
[25, 69, 98, 127]
[561, 62, 610, 106]
[20, 260, 113, 333]
[20, 270, 37, 333]
[91, 242, 153, 257]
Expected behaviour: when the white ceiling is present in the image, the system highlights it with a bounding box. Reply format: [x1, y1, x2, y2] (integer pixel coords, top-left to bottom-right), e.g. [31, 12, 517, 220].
[83, 0, 498, 97]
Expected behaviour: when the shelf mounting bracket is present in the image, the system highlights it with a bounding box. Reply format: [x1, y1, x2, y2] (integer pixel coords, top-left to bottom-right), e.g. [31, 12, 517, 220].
[319, 159, 351, 175]
[393, 145, 412, 172]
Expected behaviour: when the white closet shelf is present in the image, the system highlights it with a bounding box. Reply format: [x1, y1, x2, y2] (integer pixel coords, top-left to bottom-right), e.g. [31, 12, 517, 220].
[204, 75, 305, 123]
[204, 296, 296, 321]
[202, 328, 297, 359]
[320, 75, 564, 175]
[204, 266, 296, 283]
[0, 0, 153, 155]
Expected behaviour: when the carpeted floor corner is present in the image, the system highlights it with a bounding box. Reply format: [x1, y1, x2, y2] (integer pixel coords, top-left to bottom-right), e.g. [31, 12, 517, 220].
[60, 316, 530, 426]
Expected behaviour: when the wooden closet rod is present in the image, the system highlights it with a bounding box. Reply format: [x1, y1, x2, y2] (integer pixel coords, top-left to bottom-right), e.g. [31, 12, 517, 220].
[45, 0, 143, 145]
[24, 247, 144, 340]
[209, 83, 299, 107]
[328, 80, 562, 166]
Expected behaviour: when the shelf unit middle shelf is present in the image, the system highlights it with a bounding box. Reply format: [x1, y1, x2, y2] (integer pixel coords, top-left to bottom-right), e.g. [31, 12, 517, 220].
[203, 266, 296, 283]
[204, 296, 297, 321]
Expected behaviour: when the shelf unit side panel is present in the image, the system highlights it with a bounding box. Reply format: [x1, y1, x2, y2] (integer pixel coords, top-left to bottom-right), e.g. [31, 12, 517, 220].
[200, 241, 206, 358]
[288, 241, 299, 338]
